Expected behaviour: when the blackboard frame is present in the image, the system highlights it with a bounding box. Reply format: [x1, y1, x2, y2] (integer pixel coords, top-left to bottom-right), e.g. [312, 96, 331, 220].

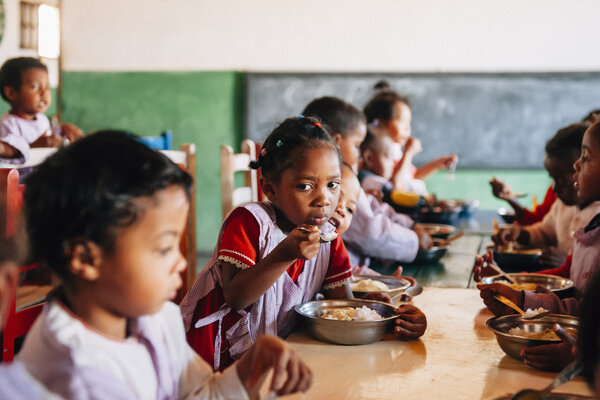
[245, 72, 600, 169]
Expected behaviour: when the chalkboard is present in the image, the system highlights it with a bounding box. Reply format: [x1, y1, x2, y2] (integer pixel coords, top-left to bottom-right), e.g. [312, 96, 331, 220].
[246, 73, 600, 169]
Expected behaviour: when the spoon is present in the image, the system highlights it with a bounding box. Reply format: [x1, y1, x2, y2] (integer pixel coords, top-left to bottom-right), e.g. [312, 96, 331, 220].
[510, 360, 583, 400]
[445, 153, 458, 181]
[435, 232, 464, 247]
[493, 295, 549, 320]
[296, 226, 338, 243]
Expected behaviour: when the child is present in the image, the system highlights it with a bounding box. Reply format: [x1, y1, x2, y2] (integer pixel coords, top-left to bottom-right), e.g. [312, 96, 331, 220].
[18, 131, 312, 399]
[0, 57, 83, 164]
[358, 130, 396, 195]
[579, 269, 600, 397]
[302, 97, 432, 267]
[492, 123, 600, 268]
[490, 177, 556, 225]
[181, 117, 427, 370]
[363, 80, 457, 194]
[0, 212, 59, 399]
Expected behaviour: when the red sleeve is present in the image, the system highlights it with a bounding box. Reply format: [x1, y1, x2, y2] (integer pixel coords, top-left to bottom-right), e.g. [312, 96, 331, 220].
[218, 208, 260, 269]
[536, 254, 571, 278]
[321, 236, 353, 289]
[516, 186, 556, 225]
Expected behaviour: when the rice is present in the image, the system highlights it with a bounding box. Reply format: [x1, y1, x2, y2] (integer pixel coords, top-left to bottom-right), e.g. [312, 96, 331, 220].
[353, 306, 384, 321]
[521, 307, 547, 318]
[351, 279, 390, 292]
[321, 306, 383, 321]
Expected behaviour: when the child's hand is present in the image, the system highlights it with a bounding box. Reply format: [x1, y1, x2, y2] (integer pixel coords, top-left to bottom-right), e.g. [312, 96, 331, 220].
[365, 188, 383, 202]
[436, 154, 459, 169]
[490, 177, 514, 201]
[404, 137, 422, 158]
[476, 282, 522, 316]
[61, 123, 84, 142]
[472, 250, 499, 282]
[280, 225, 321, 260]
[236, 335, 312, 398]
[492, 224, 521, 247]
[31, 133, 65, 148]
[393, 304, 427, 340]
[413, 225, 433, 250]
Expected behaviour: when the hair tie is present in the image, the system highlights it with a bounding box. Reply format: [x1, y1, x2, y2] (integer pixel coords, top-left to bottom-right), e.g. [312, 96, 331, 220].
[276, 139, 283, 147]
[298, 115, 304, 118]
[313, 122, 321, 128]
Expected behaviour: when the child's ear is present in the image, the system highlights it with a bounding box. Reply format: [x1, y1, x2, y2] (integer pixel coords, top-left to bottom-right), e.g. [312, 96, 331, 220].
[3, 86, 18, 103]
[362, 148, 374, 167]
[332, 133, 344, 146]
[66, 239, 103, 281]
[259, 176, 276, 202]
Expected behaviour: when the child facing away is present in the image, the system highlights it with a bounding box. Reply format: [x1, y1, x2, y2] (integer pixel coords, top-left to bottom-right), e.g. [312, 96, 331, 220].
[363, 80, 457, 195]
[302, 96, 432, 268]
[579, 269, 600, 398]
[476, 121, 600, 370]
[0, 57, 83, 165]
[492, 123, 600, 268]
[18, 131, 312, 399]
[180, 117, 427, 371]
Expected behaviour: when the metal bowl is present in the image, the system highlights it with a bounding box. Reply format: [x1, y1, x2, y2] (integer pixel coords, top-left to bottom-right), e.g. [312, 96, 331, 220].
[295, 299, 398, 345]
[418, 207, 460, 225]
[486, 314, 578, 361]
[498, 207, 516, 224]
[414, 223, 456, 239]
[488, 245, 542, 271]
[350, 275, 413, 299]
[481, 273, 574, 295]
[408, 244, 449, 264]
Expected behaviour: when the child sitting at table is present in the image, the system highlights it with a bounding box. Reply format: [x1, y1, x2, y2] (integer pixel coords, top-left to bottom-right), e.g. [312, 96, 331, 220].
[492, 123, 600, 268]
[181, 117, 427, 371]
[0, 57, 83, 165]
[302, 97, 432, 268]
[363, 80, 457, 195]
[18, 131, 312, 399]
[579, 269, 600, 396]
[490, 177, 556, 225]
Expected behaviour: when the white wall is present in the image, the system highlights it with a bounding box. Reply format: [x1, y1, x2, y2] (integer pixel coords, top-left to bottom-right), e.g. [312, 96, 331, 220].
[61, 0, 600, 72]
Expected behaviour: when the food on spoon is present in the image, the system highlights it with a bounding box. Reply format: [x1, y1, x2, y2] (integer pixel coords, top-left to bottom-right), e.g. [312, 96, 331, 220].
[521, 307, 548, 318]
[496, 245, 541, 255]
[351, 279, 391, 292]
[320, 231, 338, 242]
[320, 306, 383, 321]
[498, 281, 538, 291]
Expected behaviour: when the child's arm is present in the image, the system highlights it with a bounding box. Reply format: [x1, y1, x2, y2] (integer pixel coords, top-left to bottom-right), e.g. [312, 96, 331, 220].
[391, 137, 421, 189]
[323, 283, 353, 299]
[0, 141, 21, 158]
[414, 154, 457, 180]
[61, 123, 84, 142]
[221, 226, 321, 310]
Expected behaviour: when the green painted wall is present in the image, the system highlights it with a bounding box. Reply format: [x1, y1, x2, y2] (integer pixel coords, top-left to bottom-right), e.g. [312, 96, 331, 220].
[60, 71, 245, 252]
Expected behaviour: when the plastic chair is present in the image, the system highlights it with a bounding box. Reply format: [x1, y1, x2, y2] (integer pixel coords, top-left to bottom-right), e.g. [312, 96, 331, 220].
[136, 130, 173, 150]
[0, 168, 49, 362]
[220, 139, 258, 220]
[160, 144, 197, 303]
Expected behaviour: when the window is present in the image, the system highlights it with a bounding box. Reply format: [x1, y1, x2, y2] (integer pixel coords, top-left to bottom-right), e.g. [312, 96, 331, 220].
[19, 0, 60, 58]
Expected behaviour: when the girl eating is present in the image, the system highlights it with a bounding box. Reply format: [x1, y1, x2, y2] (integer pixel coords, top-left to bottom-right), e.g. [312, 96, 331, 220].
[181, 116, 427, 371]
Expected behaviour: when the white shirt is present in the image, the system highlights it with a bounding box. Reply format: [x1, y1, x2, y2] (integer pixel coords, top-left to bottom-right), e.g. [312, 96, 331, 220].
[0, 112, 52, 164]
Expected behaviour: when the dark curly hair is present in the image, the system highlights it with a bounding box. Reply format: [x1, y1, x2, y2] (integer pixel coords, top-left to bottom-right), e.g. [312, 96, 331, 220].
[545, 123, 588, 161]
[0, 57, 48, 102]
[249, 116, 340, 183]
[24, 130, 192, 279]
[363, 80, 411, 124]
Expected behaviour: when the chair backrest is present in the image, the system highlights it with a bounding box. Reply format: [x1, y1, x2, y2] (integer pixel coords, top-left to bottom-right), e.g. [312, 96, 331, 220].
[136, 130, 173, 150]
[220, 139, 258, 220]
[161, 144, 197, 303]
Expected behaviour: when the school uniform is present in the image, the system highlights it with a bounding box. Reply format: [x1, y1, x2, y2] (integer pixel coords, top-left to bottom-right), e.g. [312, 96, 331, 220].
[0, 363, 59, 400]
[0, 113, 52, 164]
[523, 212, 600, 316]
[18, 299, 248, 400]
[342, 189, 418, 267]
[180, 202, 352, 371]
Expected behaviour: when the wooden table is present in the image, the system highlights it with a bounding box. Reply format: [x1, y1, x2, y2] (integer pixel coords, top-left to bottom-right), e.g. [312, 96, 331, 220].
[285, 288, 593, 400]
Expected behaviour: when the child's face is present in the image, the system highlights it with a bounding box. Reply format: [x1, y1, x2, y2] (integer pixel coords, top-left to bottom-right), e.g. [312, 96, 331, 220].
[330, 168, 360, 235]
[363, 140, 395, 181]
[544, 154, 579, 206]
[574, 131, 600, 205]
[333, 122, 367, 173]
[6, 68, 51, 118]
[96, 186, 188, 318]
[383, 102, 412, 145]
[265, 146, 341, 231]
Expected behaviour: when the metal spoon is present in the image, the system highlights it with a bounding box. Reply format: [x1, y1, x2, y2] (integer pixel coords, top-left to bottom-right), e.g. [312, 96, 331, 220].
[296, 226, 338, 243]
[510, 360, 583, 400]
[493, 295, 550, 320]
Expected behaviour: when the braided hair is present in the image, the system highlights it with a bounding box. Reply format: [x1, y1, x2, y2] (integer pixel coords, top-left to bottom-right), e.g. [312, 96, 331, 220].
[250, 116, 341, 183]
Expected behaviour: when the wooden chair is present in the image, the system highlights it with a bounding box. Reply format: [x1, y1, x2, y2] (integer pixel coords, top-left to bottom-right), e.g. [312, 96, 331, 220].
[0, 168, 50, 362]
[220, 139, 258, 220]
[161, 144, 197, 303]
